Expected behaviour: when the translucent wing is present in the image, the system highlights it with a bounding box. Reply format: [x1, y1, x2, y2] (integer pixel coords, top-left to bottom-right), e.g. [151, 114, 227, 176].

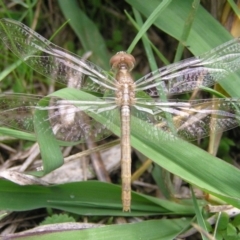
[135, 38, 240, 96]
[0, 18, 116, 94]
[0, 93, 117, 142]
[132, 98, 240, 141]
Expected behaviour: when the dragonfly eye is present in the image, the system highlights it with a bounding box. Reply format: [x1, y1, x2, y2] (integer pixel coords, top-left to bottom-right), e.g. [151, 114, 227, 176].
[110, 51, 136, 71]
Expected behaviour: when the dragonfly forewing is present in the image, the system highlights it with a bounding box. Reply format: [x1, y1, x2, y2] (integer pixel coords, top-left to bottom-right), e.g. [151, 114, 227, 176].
[0, 18, 117, 94]
[135, 38, 240, 97]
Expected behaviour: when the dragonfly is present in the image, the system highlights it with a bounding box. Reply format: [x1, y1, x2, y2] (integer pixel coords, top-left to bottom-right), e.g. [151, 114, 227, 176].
[1, 18, 240, 211]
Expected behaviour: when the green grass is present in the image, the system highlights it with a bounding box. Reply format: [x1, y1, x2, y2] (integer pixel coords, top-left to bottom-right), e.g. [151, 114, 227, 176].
[1, 0, 240, 239]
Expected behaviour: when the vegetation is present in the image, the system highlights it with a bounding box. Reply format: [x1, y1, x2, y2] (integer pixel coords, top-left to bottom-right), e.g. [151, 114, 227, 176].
[0, 0, 240, 239]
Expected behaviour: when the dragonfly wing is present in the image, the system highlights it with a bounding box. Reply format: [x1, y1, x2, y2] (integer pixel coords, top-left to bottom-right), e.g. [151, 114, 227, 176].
[0, 18, 116, 94]
[0, 93, 40, 134]
[132, 98, 240, 141]
[0, 93, 117, 142]
[135, 38, 240, 96]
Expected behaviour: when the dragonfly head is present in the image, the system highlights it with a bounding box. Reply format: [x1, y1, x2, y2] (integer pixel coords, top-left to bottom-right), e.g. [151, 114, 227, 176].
[110, 51, 135, 72]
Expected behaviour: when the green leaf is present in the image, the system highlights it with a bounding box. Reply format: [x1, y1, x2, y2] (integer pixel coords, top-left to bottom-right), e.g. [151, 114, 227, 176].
[41, 88, 240, 211]
[232, 214, 240, 227]
[0, 179, 195, 216]
[191, 187, 208, 240]
[57, 0, 109, 69]
[0, 127, 36, 141]
[217, 212, 230, 231]
[227, 223, 237, 236]
[4, 217, 192, 240]
[127, 0, 172, 52]
[31, 96, 64, 176]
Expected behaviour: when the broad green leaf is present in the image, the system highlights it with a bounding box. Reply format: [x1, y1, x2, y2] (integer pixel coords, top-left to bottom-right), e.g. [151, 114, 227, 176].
[46, 88, 240, 210]
[0, 179, 195, 216]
